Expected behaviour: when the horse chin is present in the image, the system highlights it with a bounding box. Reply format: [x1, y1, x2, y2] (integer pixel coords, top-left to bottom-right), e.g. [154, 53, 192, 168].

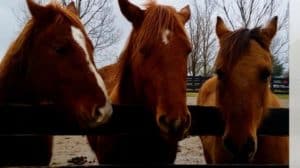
[87, 120, 105, 128]
[70, 112, 99, 129]
[230, 153, 255, 164]
[159, 129, 188, 143]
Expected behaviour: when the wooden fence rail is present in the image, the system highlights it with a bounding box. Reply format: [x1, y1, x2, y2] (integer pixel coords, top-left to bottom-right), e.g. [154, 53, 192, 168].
[0, 104, 288, 136]
[0, 104, 289, 167]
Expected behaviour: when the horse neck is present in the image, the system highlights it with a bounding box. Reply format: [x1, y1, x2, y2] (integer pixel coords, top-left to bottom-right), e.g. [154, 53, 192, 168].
[114, 34, 143, 104]
[0, 51, 35, 104]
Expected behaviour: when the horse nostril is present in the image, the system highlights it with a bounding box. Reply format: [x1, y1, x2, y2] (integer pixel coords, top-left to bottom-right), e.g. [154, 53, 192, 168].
[93, 102, 113, 125]
[158, 115, 169, 132]
[223, 137, 238, 155]
[158, 115, 181, 134]
[184, 113, 191, 129]
[241, 137, 256, 157]
[93, 106, 103, 118]
[223, 136, 256, 161]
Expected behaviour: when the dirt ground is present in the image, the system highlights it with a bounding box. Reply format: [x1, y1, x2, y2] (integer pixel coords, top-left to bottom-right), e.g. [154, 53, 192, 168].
[50, 136, 98, 166]
[50, 135, 205, 166]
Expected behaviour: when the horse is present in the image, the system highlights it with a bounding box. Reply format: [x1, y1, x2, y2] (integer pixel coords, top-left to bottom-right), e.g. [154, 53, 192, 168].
[0, 0, 112, 166]
[87, 0, 192, 164]
[197, 16, 288, 164]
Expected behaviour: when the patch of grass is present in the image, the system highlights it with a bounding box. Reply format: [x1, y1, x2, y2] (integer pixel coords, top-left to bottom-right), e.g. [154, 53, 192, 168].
[187, 92, 198, 97]
[187, 92, 289, 100]
[276, 94, 289, 100]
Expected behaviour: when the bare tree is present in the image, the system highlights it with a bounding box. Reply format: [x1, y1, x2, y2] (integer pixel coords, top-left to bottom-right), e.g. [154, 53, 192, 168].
[217, 0, 289, 75]
[188, 0, 217, 77]
[13, 0, 120, 66]
[66, 0, 120, 62]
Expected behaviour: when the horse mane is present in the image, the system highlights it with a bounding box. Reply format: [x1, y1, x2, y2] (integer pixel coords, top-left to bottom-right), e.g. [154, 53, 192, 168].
[0, 20, 34, 74]
[216, 27, 270, 72]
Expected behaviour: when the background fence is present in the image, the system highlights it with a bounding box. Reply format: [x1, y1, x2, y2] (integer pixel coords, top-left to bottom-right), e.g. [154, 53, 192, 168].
[187, 76, 289, 94]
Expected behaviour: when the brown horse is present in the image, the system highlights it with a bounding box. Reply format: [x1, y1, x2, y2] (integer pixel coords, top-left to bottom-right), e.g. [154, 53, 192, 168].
[197, 16, 288, 164]
[0, 0, 112, 166]
[88, 0, 192, 164]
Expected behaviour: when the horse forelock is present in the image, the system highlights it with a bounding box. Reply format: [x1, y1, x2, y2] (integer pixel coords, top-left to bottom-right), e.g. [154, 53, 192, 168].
[134, 4, 186, 52]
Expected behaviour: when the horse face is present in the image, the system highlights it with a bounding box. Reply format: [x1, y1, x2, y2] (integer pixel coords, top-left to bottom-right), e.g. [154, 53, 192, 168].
[26, 0, 112, 128]
[215, 17, 277, 161]
[119, 0, 192, 141]
[141, 32, 192, 141]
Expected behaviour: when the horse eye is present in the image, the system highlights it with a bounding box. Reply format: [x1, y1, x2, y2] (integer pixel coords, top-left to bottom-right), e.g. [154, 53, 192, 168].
[259, 68, 271, 82]
[54, 45, 68, 55]
[216, 69, 225, 80]
[187, 46, 192, 55]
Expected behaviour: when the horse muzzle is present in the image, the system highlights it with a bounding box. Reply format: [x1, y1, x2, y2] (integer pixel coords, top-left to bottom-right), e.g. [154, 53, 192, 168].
[157, 112, 191, 141]
[89, 101, 113, 127]
[223, 136, 257, 163]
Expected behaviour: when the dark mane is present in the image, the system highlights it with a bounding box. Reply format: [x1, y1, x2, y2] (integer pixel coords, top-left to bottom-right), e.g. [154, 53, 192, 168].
[216, 27, 270, 72]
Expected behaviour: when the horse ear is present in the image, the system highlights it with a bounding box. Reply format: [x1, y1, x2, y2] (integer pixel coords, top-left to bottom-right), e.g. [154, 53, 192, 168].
[66, 1, 79, 16]
[26, 0, 50, 19]
[261, 16, 278, 42]
[179, 5, 191, 23]
[118, 0, 144, 27]
[216, 16, 231, 39]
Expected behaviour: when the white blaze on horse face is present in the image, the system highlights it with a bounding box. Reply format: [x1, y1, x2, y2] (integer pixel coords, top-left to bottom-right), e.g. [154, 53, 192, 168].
[162, 29, 171, 45]
[71, 26, 112, 124]
[71, 26, 108, 98]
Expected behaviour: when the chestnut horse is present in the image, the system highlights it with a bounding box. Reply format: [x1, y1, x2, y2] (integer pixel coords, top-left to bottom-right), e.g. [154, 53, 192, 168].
[197, 16, 288, 164]
[0, 0, 112, 166]
[88, 0, 192, 164]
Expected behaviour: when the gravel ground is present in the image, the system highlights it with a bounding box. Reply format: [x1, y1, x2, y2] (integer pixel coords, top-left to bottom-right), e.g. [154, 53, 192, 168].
[50, 135, 205, 166]
[50, 136, 98, 167]
[175, 136, 206, 164]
